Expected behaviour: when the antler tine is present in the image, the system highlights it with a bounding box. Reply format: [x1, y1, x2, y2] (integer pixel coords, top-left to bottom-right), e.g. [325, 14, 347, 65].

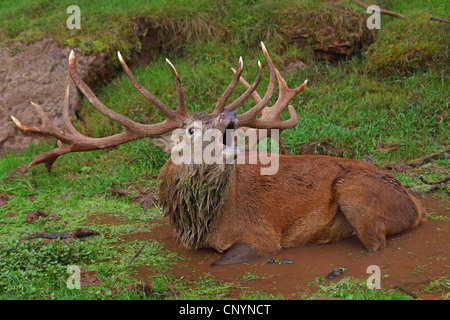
[117, 52, 176, 121]
[118, 52, 189, 124]
[11, 101, 56, 135]
[224, 61, 262, 113]
[165, 58, 189, 120]
[212, 57, 244, 114]
[229, 65, 262, 104]
[69, 51, 144, 131]
[236, 42, 277, 128]
[62, 84, 84, 137]
[11, 96, 81, 172]
[254, 70, 307, 130]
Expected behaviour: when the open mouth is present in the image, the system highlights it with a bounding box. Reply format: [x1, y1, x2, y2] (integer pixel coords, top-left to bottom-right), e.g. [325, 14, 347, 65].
[218, 112, 238, 150]
[222, 122, 237, 149]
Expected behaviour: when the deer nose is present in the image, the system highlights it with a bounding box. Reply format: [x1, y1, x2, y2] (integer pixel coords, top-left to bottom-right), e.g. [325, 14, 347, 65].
[219, 112, 237, 122]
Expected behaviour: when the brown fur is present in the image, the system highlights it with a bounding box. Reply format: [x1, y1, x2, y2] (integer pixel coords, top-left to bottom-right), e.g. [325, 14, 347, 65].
[158, 152, 427, 264]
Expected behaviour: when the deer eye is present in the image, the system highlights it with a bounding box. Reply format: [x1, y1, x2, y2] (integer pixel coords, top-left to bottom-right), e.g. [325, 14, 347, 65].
[188, 128, 195, 135]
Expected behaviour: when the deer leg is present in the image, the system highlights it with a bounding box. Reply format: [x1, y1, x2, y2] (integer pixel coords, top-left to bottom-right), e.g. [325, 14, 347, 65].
[211, 243, 260, 266]
[335, 184, 388, 252]
[339, 204, 387, 252]
[334, 172, 424, 252]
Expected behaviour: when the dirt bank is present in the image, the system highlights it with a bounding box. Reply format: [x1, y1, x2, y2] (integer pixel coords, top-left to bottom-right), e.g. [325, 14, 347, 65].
[0, 39, 102, 153]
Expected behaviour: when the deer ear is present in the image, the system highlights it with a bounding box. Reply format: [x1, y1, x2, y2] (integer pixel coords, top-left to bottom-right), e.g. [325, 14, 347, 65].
[149, 136, 172, 153]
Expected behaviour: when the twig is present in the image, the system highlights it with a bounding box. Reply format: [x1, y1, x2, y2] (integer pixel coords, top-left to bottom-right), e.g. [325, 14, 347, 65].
[353, 0, 406, 19]
[423, 185, 439, 194]
[408, 151, 445, 167]
[419, 176, 450, 185]
[430, 15, 450, 24]
[128, 241, 148, 266]
[394, 285, 418, 299]
[354, 1, 449, 23]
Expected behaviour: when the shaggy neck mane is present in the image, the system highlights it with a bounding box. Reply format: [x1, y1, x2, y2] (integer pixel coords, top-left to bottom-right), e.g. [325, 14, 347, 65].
[158, 160, 233, 249]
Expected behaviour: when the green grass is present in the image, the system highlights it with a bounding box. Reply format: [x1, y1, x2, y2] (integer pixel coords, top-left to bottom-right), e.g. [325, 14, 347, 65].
[1, 0, 449, 300]
[304, 277, 414, 300]
[0, 0, 294, 57]
[0, 140, 178, 299]
[422, 276, 450, 299]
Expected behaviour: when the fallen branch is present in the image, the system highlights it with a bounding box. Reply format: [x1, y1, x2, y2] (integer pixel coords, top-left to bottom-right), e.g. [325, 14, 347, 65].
[19, 228, 100, 243]
[419, 176, 450, 185]
[419, 176, 449, 194]
[353, 0, 406, 19]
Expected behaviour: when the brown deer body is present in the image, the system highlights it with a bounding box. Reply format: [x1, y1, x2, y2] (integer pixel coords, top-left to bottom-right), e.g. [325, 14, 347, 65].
[159, 146, 426, 265]
[12, 43, 427, 266]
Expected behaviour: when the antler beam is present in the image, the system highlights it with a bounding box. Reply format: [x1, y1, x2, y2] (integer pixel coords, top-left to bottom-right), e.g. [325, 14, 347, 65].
[11, 51, 190, 173]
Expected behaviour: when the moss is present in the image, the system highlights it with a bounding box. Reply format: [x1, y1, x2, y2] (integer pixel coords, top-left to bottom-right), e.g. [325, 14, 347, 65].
[279, 0, 374, 60]
[364, 12, 449, 76]
[64, 37, 109, 55]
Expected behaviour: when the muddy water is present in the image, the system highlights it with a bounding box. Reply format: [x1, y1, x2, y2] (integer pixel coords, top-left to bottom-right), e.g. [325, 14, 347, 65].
[134, 194, 449, 299]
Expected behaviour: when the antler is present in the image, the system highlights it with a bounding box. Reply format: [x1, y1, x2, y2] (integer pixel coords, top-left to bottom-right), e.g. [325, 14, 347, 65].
[226, 43, 308, 154]
[213, 42, 307, 129]
[235, 43, 307, 129]
[11, 50, 190, 173]
[12, 43, 307, 171]
[231, 64, 308, 130]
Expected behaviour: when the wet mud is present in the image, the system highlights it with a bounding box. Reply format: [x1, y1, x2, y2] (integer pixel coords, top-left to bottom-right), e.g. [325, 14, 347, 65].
[128, 194, 449, 299]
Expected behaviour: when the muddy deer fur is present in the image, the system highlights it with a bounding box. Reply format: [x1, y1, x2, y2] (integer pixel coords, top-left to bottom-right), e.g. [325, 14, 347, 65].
[12, 43, 427, 265]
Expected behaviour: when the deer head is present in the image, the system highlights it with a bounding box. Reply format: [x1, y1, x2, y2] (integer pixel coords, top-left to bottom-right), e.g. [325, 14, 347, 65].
[11, 43, 307, 173]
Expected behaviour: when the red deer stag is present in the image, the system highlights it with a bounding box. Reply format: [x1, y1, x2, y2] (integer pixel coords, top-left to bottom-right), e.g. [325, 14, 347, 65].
[12, 43, 427, 265]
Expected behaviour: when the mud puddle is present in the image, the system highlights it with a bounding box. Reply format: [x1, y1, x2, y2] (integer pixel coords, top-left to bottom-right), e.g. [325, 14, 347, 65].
[131, 194, 449, 299]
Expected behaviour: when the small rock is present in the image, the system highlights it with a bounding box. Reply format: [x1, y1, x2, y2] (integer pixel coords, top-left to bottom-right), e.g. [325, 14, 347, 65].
[326, 267, 348, 279]
[268, 258, 294, 265]
[363, 155, 374, 163]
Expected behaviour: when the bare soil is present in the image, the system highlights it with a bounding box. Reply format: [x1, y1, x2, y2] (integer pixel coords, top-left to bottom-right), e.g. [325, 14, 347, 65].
[123, 194, 449, 299]
[0, 39, 103, 153]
